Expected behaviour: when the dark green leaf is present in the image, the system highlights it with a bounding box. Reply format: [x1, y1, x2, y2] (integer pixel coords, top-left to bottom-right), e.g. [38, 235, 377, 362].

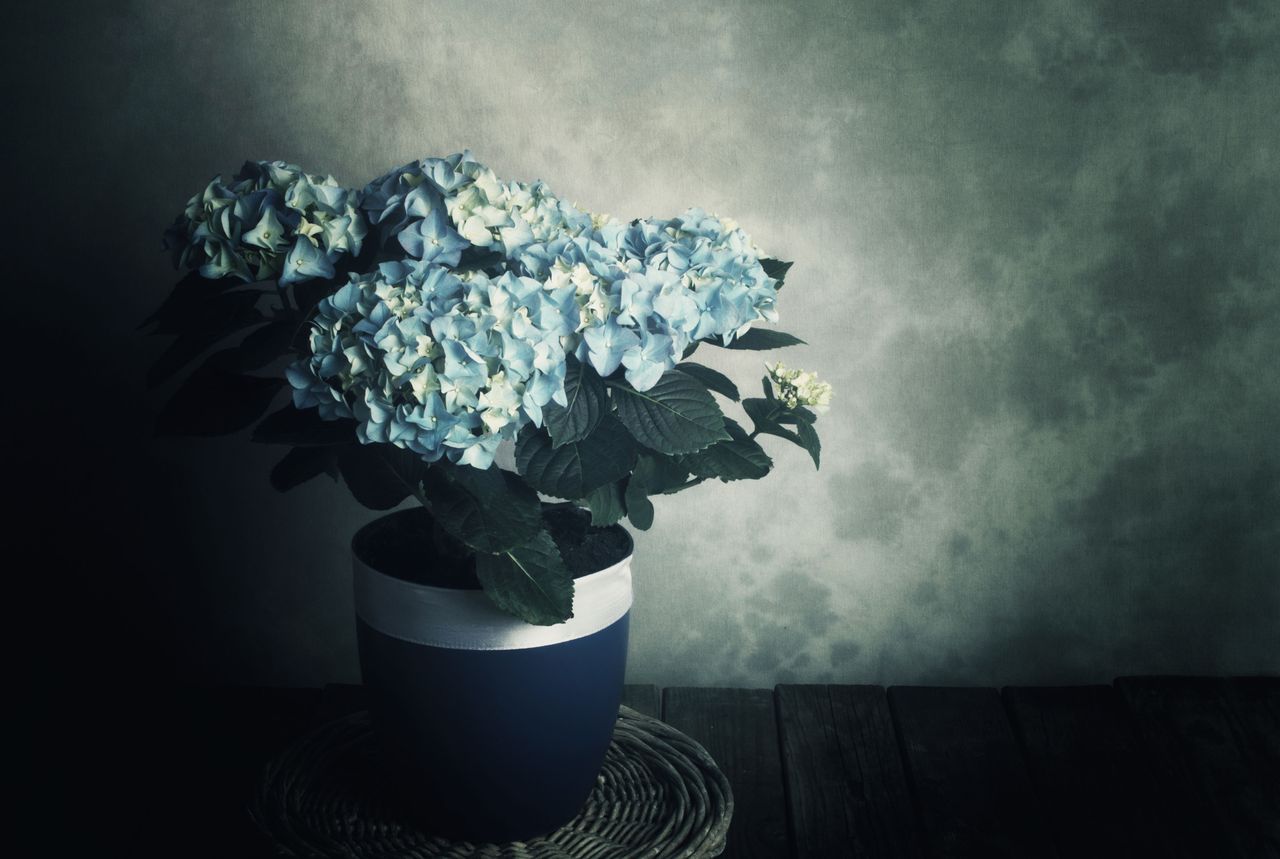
[475, 530, 574, 625]
[610, 369, 730, 455]
[270, 446, 339, 492]
[454, 247, 506, 273]
[422, 463, 543, 553]
[761, 258, 793, 288]
[146, 330, 229, 388]
[138, 270, 237, 330]
[581, 481, 626, 526]
[680, 418, 772, 481]
[677, 362, 740, 401]
[151, 316, 292, 389]
[252, 406, 357, 446]
[624, 475, 654, 531]
[338, 443, 427, 510]
[154, 351, 284, 437]
[515, 416, 637, 499]
[796, 420, 821, 469]
[236, 319, 301, 370]
[681, 340, 700, 359]
[433, 520, 473, 560]
[776, 407, 817, 426]
[150, 286, 266, 337]
[720, 328, 806, 350]
[543, 357, 607, 448]
[636, 453, 691, 494]
[743, 397, 802, 445]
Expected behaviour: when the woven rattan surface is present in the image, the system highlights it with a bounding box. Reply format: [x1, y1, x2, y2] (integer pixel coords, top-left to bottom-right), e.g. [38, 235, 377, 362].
[250, 705, 732, 858]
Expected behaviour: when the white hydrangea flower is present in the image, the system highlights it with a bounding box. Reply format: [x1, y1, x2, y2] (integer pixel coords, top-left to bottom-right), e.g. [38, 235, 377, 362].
[767, 362, 833, 412]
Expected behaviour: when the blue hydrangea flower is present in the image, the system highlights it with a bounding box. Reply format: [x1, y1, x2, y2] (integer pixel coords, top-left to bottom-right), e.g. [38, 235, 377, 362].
[287, 261, 573, 470]
[166, 160, 366, 284]
[281, 153, 788, 469]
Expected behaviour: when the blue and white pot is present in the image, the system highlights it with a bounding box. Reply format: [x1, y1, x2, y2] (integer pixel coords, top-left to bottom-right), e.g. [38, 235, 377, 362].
[352, 512, 633, 843]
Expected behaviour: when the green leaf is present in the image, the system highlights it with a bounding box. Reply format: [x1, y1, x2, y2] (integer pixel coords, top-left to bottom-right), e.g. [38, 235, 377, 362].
[475, 531, 574, 625]
[235, 319, 300, 370]
[624, 475, 654, 531]
[154, 350, 284, 437]
[422, 463, 543, 553]
[543, 357, 607, 448]
[146, 330, 231, 388]
[581, 481, 626, 526]
[680, 419, 772, 481]
[743, 398, 802, 445]
[147, 312, 289, 392]
[795, 407, 817, 425]
[338, 443, 427, 510]
[270, 446, 339, 492]
[148, 285, 266, 336]
[677, 362, 740, 401]
[796, 420, 821, 469]
[638, 453, 691, 494]
[777, 407, 817, 426]
[610, 369, 730, 455]
[252, 406, 357, 446]
[453, 247, 506, 274]
[138, 271, 236, 330]
[743, 398, 821, 466]
[515, 416, 637, 499]
[720, 328, 806, 350]
[761, 258, 793, 288]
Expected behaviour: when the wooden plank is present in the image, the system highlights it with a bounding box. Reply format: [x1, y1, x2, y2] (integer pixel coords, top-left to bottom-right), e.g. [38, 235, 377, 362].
[889, 686, 1053, 858]
[622, 683, 660, 718]
[664, 688, 790, 859]
[1223, 677, 1280, 782]
[1004, 685, 1197, 857]
[776, 685, 922, 858]
[1117, 676, 1280, 858]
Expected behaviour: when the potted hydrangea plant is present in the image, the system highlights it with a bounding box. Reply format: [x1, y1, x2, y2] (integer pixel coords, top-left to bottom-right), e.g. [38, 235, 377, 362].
[146, 153, 830, 842]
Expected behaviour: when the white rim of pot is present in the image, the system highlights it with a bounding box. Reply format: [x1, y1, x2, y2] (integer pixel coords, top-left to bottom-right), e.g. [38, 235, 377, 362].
[354, 553, 634, 651]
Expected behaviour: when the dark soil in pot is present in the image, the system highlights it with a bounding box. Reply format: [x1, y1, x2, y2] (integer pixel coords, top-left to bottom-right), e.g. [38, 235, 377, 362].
[352, 502, 633, 588]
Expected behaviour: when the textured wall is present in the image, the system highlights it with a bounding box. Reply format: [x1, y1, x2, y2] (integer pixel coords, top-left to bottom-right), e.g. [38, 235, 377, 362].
[19, 1, 1278, 688]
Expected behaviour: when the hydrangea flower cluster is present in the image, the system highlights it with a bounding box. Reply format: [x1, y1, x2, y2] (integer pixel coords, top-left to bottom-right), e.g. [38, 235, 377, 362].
[359, 153, 599, 264]
[767, 363, 833, 411]
[288, 260, 577, 468]
[287, 152, 785, 469]
[166, 160, 366, 285]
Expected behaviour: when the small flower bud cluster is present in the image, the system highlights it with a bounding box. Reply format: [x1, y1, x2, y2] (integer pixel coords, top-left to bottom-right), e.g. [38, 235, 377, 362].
[767, 363, 833, 411]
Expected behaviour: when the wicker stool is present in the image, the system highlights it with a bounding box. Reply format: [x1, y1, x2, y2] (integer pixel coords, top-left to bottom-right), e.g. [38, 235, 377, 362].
[250, 705, 732, 858]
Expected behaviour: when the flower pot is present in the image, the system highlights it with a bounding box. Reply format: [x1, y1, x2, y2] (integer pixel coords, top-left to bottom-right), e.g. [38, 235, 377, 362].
[352, 508, 633, 843]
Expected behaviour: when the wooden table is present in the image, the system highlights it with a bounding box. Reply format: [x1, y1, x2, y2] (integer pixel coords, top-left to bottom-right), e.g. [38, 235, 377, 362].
[170, 677, 1278, 858]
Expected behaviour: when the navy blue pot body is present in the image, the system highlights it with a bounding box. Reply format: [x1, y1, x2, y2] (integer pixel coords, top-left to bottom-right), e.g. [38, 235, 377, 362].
[356, 614, 628, 841]
[352, 516, 633, 843]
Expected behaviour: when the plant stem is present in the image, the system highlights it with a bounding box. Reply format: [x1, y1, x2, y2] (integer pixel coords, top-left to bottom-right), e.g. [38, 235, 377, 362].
[411, 485, 431, 509]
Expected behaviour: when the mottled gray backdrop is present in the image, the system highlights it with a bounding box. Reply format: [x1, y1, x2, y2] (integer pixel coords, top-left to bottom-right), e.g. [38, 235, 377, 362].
[17, 1, 1278, 688]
